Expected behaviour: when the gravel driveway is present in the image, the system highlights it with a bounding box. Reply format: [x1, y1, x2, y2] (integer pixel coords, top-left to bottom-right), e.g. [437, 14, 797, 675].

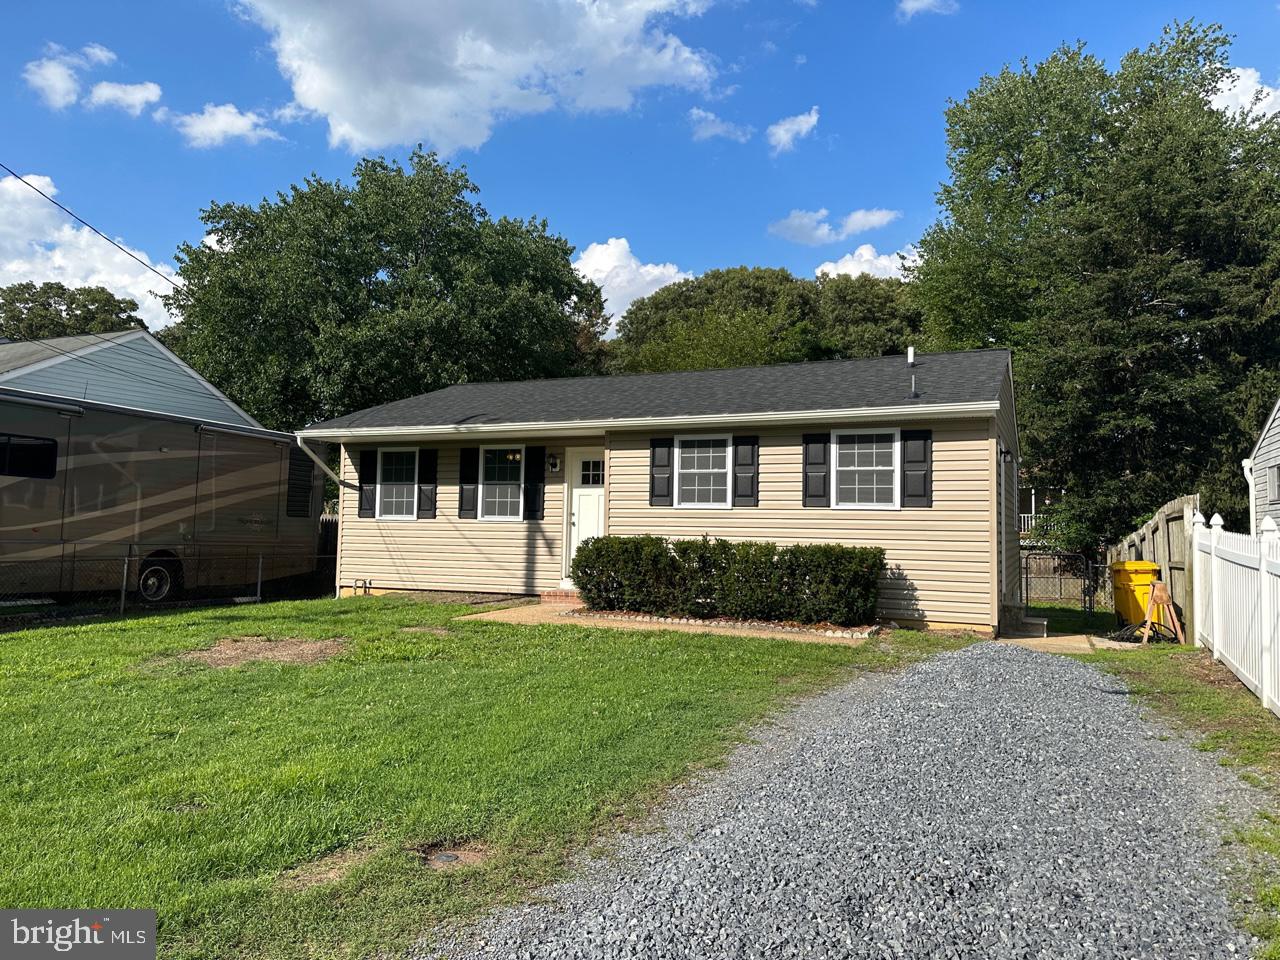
[424, 642, 1261, 959]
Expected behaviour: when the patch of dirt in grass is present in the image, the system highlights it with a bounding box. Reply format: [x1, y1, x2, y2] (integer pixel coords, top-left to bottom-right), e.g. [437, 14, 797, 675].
[181, 636, 347, 668]
[399, 626, 452, 636]
[1176, 649, 1252, 692]
[278, 843, 376, 891]
[408, 841, 492, 871]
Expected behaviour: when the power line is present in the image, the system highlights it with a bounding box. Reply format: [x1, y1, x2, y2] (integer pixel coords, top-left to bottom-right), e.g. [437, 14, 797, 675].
[0, 161, 179, 289]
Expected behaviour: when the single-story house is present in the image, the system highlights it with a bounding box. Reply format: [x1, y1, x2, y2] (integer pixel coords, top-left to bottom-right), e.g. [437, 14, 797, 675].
[297, 349, 1022, 634]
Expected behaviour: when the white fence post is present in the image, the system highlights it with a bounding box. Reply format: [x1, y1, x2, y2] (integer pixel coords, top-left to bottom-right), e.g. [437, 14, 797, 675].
[1191, 510, 1206, 648]
[1261, 517, 1278, 712]
[1210, 513, 1224, 661]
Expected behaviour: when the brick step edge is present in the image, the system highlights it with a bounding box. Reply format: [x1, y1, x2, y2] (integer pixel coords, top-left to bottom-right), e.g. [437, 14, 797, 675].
[558, 608, 880, 640]
[540, 589, 581, 603]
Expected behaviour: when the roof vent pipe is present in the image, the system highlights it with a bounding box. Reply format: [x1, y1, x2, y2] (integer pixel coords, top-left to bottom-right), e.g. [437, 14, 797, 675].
[907, 346, 915, 366]
[907, 374, 919, 400]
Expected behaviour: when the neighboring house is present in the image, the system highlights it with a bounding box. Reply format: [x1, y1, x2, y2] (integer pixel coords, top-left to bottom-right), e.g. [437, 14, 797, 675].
[297, 349, 1022, 634]
[0, 330, 324, 601]
[1247, 396, 1280, 535]
[0, 329, 256, 427]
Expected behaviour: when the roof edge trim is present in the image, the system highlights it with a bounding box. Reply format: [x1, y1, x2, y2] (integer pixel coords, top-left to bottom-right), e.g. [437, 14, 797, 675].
[297, 400, 1001, 442]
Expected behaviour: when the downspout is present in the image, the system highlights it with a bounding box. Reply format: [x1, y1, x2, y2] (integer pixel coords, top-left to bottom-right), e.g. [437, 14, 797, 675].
[296, 437, 350, 488]
[1243, 457, 1257, 537]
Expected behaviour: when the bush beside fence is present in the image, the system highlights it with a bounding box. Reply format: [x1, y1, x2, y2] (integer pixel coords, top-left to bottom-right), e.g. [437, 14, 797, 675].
[569, 535, 884, 627]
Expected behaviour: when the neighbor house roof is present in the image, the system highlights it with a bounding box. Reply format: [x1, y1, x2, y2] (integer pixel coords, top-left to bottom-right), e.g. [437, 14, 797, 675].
[299, 349, 1012, 440]
[0, 330, 138, 375]
[0, 329, 260, 428]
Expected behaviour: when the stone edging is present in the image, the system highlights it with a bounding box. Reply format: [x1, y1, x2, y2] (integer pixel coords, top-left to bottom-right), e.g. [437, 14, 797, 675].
[558, 608, 881, 640]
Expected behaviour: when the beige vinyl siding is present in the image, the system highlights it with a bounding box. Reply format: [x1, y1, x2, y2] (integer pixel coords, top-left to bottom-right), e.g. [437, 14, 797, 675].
[337, 439, 584, 595]
[605, 421, 996, 628]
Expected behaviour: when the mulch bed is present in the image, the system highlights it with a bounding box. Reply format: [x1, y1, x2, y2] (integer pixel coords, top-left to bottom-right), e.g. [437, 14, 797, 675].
[559, 608, 880, 640]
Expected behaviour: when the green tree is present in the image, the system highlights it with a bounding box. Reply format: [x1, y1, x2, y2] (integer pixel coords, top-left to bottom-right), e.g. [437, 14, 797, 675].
[160, 151, 606, 431]
[815, 273, 923, 359]
[0, 282, 146, 340]
[913, 21, 1280, 551]
[612, 266, 919, 373]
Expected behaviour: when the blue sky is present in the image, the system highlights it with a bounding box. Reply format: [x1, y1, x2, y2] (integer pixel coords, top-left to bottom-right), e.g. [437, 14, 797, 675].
[2, 0, 1278, 329]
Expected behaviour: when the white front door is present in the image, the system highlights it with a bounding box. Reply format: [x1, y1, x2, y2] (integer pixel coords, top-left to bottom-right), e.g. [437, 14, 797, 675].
[566, 448, 606, 582]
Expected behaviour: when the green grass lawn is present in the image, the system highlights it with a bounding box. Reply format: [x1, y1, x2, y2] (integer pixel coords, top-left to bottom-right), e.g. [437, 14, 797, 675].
[1028, 603, 1118, 636]
[0, 596, 970, 959]
[1075, 644, 1280, 956]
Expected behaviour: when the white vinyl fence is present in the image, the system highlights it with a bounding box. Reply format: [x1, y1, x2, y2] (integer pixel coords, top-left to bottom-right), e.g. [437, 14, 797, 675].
[1192, 511, 1280, 718]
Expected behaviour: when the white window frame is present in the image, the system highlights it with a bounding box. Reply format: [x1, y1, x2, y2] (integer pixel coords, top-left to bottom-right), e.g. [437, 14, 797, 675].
[479, 443, 525, 522]
[831, 428, 901, 511]
[375, 446, 418, 521]
[674, 434, 733, 510]
[1270, 465, 1280, 504]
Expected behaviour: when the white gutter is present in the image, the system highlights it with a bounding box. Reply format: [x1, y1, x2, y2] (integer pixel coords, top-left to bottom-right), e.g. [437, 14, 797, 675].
[1244, 457, 1257, 537]
[296, 400, 1000, 444]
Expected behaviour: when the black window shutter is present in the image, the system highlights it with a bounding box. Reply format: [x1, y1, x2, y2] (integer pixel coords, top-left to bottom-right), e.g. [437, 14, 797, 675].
[458, 447, 479, 519]
[523, 445, 546, 521]
[286, 446, 315, 518]
[357, 449, 377, 518]
[901, 429, 933, 508]
[802, 433, 830, 507]
[650, 438, 674, 506]
[417, 448, 438, 519]
[732, 436, 758, 507]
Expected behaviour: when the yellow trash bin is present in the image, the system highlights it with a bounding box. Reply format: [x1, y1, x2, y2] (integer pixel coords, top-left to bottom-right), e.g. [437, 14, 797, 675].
[1110, 561, 1164, 627]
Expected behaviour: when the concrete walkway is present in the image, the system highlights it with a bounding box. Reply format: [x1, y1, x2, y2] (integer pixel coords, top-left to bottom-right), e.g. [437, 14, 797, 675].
[998, 633, 1136, 654]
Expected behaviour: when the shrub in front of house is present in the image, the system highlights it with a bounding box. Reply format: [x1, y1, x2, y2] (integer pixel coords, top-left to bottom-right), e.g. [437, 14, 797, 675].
[569, 535, 680, 612]
[569, 536, 885, 626]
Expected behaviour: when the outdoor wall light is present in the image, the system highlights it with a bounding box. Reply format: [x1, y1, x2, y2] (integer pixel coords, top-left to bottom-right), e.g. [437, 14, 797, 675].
[547, 453, 562, 473]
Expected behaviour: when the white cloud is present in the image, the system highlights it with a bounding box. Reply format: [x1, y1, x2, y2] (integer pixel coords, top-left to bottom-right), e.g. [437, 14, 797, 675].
[238, 0, 717, 154]
[1211, 67, 1280, 118]
[87, 81, 162, 116]
[21, 43, 117, 109]
[766, 105, 819, 155]
[573, 237, 691, 330]
[815, 243, 919, 280]
[0, 173, 176, 329]
[769, 208, 900, 245]
[896, 0, 958, 19]
[155, 103, 282, 148]
[688, 107, 752, 142]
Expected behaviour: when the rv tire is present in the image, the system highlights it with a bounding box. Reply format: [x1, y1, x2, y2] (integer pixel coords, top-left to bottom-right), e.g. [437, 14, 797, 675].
[138, 556, 183, 603]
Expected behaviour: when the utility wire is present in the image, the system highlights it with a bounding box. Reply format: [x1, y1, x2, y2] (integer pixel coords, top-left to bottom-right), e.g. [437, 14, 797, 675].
[0, 161, 178, 289]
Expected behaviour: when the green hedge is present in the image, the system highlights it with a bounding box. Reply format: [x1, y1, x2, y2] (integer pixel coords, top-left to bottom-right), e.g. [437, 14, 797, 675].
[569, 535, 885, 627]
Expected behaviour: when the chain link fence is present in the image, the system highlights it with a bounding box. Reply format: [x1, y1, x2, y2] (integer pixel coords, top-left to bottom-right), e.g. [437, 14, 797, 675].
[0, 548, 336, 630]
[1021, 551, 1115, 615]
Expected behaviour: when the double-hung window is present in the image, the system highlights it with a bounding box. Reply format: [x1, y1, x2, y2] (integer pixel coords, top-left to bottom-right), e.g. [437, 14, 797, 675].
[481, 446, 524, 520]
[376, 448, 417, 519]
[1271, 465, 1280, 504]
[675, 435, 730, 508]
[832, 430, 899, 509]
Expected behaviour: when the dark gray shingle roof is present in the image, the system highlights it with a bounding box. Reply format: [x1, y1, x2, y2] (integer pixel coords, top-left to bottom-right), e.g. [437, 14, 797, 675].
[305, 349, 1010, 432]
